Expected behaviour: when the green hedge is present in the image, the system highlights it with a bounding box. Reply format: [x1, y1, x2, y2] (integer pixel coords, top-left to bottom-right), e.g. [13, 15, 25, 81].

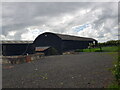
[112, 56, 120, 85]
[76, 46, 119, 52]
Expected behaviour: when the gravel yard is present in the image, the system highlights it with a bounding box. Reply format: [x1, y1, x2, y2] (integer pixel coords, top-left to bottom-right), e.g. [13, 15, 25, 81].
[2, 52, 115, 88]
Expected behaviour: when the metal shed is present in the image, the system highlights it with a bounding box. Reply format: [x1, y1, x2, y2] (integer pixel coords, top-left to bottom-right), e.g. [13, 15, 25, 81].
[35, 46, 59, 56]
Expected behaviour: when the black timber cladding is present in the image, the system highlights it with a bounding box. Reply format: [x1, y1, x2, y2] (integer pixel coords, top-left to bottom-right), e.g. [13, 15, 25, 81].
[1, 41, 34, 56]
[34, 32, 62, 54]
[33, 32, 98, 54]
[2, 32, 98, 56]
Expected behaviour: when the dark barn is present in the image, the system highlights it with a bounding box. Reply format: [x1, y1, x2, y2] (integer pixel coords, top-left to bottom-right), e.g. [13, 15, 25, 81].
[1, 41, 34, 56]
[1, 32, 98, 56]
[33, 32, 98, 54]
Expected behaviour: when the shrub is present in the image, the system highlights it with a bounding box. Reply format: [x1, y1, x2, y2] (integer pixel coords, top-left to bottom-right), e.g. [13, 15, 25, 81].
[112, 56, 120, 85]
[47, 47, 59, 55]
[108, 83, 120, 88]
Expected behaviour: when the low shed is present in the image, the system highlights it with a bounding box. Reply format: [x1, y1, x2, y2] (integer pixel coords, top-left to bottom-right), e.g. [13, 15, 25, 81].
[35, 46, 59, 56]
[1, 41, 34, 56]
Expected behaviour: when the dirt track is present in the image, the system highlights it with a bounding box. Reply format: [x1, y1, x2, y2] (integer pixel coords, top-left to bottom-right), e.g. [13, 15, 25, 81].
[2, 52, 115, 88]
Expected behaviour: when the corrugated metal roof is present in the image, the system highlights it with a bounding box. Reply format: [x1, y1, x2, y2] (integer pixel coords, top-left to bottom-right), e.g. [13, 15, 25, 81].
[35, 46, 50, 51]
[56, 34, 95, 41]
[44, 32, 97, 41]
[0, 41, 33, 44]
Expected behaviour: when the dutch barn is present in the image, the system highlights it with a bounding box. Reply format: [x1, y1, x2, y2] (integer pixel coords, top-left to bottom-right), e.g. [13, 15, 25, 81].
[33, 32, 98, 54]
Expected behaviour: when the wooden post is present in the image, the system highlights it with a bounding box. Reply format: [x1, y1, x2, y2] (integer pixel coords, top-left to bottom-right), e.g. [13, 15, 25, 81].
[26, 54, 31, 63]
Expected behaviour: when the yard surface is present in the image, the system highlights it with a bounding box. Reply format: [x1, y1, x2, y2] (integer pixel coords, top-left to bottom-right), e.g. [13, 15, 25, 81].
[2, 52, 116, 88]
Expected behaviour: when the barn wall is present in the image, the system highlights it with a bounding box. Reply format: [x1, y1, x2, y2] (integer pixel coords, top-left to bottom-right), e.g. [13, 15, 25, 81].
[33, 33, 97, 54]
[62, 40, 93, 52]
[2, 44, 34, 56]
[34, 33, 62, 54]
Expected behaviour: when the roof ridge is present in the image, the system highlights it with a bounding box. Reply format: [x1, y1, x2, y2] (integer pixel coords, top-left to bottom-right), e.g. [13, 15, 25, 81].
[44, 32, 94, 39]
[43, 32, 96, 41]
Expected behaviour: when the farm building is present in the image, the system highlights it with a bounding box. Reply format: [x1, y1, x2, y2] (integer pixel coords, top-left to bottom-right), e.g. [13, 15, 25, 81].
[1, 41, 34, 56]
[1, 32, 98, 56]
[33, 32, 98, 54]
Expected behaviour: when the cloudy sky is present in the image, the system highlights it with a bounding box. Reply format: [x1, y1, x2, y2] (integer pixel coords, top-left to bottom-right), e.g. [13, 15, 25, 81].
[1, 2, 119, 42]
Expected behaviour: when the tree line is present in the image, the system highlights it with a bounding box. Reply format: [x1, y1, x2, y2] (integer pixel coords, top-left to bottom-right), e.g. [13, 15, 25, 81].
[98, 40, 120, 47]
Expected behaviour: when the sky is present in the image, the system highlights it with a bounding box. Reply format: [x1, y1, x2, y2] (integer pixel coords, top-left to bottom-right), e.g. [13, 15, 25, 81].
[1, 2, 119, 42]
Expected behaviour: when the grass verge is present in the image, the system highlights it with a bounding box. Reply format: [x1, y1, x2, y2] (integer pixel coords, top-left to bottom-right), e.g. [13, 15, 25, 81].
[75, 46, 119, 52]
[107, 52, 120, 88]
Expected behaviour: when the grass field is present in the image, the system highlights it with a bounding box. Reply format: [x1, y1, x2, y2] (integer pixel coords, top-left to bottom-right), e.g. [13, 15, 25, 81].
[75, 46, 120, 52]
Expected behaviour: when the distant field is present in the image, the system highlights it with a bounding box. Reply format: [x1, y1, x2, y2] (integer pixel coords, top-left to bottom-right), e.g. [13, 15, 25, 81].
[75, 46, 120, 52]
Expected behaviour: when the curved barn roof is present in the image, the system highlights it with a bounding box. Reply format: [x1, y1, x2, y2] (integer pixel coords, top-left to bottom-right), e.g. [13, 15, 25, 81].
[56, 33, 96, 41]
[43, 32, 97, 41]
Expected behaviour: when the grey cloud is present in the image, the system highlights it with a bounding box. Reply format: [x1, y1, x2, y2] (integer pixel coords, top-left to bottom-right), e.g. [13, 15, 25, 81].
[92, 3, 118, 29]
[2, 2, 83, 33]
[1, 2, 118, 42]
[2, 2, 90, 35]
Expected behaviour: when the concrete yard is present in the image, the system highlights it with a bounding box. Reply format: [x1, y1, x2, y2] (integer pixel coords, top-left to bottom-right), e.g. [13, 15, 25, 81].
[2, 52, 115, 88]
